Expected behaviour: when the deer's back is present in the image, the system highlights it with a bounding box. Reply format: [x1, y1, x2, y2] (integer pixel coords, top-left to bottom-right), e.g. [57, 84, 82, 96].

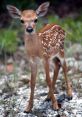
[38, 24, 65, 58]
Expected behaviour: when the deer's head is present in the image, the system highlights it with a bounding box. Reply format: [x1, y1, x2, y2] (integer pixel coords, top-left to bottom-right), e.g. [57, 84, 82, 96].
[7, 2, 50, 34]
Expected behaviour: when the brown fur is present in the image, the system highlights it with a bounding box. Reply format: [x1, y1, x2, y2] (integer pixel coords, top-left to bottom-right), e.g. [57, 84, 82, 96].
[7, 2, 72, 113]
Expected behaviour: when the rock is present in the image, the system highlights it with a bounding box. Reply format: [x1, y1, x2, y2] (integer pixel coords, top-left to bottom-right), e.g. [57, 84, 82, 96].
[57, 93, 66, 103]
[78, 61, 82, 72]
[66, 44, 82, 60]
[0, 90, 2, 95]
[16, 112, 36, 117]
[19, 77, 30, 86]
[0, 105, 4, 117]
[66, 58, 78, 74]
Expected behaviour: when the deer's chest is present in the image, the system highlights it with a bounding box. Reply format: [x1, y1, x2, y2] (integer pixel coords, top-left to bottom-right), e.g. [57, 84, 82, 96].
[25, 37, 41, 57]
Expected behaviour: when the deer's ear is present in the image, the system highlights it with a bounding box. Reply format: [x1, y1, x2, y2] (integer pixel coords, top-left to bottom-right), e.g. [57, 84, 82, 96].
[6, 5, 21, 18]
[36, 2, 50, 17]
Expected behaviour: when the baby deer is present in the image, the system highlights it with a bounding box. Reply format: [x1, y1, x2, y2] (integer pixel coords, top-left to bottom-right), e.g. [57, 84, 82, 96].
[7, 2, 72, 113]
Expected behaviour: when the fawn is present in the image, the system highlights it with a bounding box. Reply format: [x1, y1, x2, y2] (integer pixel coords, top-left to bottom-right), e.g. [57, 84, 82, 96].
[7, 2, 72, 113]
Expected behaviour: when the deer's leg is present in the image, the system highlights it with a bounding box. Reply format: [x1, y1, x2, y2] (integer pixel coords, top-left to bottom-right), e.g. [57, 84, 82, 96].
[45, 58, 60, 101]
[52, 58, 60, 90]
[24, 61, 37, 113]
[58, 50, 72, 100]
[61, 60, 72, 100]
[44, 59, 59, 110]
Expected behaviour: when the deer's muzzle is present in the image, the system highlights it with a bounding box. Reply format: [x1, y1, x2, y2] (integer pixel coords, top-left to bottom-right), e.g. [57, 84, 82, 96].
[26, 27, 33, 33]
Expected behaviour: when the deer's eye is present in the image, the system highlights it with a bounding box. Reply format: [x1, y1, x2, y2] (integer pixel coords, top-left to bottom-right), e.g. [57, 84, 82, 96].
[34, 19, 38, 23]
[20, 19, 24, 23]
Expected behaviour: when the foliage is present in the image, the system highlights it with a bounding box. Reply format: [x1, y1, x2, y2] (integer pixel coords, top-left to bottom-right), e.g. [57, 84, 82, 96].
[0, 29, 18, 53]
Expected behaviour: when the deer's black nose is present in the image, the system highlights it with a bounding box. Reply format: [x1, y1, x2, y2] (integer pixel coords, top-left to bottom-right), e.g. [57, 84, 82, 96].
[26, 27, 33, 33]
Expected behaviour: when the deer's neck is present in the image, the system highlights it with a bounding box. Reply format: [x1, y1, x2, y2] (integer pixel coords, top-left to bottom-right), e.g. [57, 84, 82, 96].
[25, 33, 38, 43]
[24, 33, 42, 58]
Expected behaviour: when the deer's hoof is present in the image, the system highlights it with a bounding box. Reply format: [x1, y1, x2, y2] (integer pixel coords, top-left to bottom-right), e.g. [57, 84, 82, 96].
[58, 103, 61, 108]
[56, 114, 60, 117]
[67, 96, 73, 100]
[45, 98, 51, 102]
[24, 110, 30, 114]
[24, 110, 32, 114]
[24, 106, 32, 114]
[52, 108, 59, 111]
[52, 105, 59, 111]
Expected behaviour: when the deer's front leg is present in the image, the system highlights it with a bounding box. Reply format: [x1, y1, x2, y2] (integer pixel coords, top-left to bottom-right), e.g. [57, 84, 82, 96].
[44, 59, 59, 110]
[24, 61, 37, 113]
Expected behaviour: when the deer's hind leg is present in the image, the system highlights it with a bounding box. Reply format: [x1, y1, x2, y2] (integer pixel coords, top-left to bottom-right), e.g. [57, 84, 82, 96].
[45, 57, 60, 101]
[44, 59, 59, 110]
[52, 57, 61, 92]
[59, 50, 72, 100]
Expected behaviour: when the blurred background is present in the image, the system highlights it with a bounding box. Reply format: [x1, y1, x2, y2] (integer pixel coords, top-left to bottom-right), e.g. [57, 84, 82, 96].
[0, 0, 82, 60]
[0, 0, 82, 117]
